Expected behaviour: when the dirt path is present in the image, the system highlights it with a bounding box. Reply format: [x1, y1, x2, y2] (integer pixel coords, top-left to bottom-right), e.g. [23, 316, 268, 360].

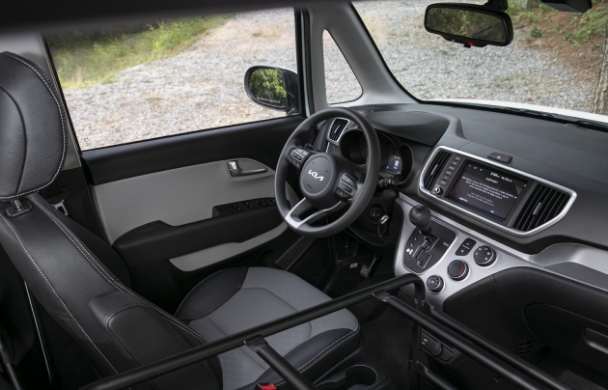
[62, 4, 596, 150]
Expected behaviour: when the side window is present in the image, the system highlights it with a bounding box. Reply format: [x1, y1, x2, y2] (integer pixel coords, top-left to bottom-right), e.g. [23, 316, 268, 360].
[323, 30, 362, 104]
[47, 9, 297, 150]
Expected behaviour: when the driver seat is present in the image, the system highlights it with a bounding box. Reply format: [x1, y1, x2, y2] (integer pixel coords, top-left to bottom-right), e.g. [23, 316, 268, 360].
[0, 52, 360, 390]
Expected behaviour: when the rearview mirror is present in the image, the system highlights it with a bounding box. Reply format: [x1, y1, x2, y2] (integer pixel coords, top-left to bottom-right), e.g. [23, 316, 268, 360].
[425, 3, 513, 47]
[244, 66, 299, 113]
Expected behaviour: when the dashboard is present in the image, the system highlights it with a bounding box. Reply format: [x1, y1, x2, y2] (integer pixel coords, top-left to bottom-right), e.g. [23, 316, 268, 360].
[316, 105, 608, 375]
[317, 104, 608, 317]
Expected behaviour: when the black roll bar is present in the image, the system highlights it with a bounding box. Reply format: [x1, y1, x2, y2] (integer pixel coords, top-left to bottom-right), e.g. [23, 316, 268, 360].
[376, 293, 573, 390]
[79, 274, 573, 390]
[81, 274, 424, 390]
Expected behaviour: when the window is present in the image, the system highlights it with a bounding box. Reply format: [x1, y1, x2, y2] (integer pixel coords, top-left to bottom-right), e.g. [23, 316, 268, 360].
[354, 0, 603, 116]
[47, 9, 298, 150]
[323, 30, 362, 104]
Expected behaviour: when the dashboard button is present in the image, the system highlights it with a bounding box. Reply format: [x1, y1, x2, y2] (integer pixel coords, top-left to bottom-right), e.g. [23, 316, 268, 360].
[448, 260, 469, 281]
[427, 275, 444, 292]
[488, 152, 512, 164]
[456, 238, 476, 256]
[432, 185, 443, 195]
[474, 246, 496, 266]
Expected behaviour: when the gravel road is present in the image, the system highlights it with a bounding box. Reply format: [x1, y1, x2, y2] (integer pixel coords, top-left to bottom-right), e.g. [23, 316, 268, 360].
[62, 2, 596, 150]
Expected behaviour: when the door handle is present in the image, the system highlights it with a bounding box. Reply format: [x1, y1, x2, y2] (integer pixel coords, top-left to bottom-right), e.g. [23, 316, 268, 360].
[227, 160, 268, 177]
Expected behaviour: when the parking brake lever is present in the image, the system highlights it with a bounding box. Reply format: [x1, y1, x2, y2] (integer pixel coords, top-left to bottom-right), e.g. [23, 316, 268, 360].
[227, 160, 268, 177]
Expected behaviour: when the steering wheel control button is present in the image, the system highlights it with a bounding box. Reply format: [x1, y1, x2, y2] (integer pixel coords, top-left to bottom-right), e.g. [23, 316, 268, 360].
[336, 173, 357, 199]
[448, 260, 469, 281]
[427, 275, 444, 293]
[474, 246, 497, 266]
[456, 238, 477, 256]
[290, 148, 311, 168]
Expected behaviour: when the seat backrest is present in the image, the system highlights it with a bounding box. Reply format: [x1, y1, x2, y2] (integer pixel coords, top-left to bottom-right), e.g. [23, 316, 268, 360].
[0, 52, 222, 390]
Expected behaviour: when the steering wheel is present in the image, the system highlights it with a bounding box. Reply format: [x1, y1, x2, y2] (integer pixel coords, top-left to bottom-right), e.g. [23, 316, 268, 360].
[275, 107, 381, 238]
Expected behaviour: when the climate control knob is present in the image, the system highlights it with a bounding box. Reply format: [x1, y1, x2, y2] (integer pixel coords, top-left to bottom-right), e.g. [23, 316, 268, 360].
[447, 260, 469, 281]
[474, 246, 496, 266]
[427, 275, 444, 292]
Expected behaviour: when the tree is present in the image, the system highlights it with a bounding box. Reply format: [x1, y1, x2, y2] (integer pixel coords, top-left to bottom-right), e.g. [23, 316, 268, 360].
[526, 0, 539, 9]
[593, 23, 608, 115]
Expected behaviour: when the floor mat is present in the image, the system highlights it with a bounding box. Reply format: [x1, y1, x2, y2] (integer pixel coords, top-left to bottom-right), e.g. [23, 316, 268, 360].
[537, 350, 608, 390]
[360, 307, 413, 388]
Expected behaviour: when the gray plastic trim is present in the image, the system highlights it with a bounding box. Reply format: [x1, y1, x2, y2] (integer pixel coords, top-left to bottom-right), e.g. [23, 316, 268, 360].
[394, 194, 533, 308]
[170, 223, 288, 272]
[395, 194, 608, 308]
[419, 146, 577, 237]
[92, 158, 287, 244]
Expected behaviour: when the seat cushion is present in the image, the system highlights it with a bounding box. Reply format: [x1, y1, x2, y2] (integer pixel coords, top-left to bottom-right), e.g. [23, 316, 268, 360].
[176, 267, 361, 390]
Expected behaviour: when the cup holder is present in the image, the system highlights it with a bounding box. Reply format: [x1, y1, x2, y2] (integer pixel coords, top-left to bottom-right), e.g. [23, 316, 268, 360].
[317, 365, 379, 390]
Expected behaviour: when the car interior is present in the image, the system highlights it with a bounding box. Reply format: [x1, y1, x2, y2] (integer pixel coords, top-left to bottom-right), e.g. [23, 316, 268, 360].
[1, 0, 608, 389]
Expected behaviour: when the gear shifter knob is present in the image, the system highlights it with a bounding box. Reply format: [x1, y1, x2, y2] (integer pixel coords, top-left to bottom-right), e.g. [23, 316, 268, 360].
[409, 205, 432, 236]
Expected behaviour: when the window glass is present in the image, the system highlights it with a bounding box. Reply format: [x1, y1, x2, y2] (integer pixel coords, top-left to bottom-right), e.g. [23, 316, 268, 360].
[47, 9, 297, 150]
[323, 30, 363, 103]
[354, 0, 604, 117]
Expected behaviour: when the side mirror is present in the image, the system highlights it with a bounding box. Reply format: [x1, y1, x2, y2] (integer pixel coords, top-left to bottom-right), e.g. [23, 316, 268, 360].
[425, 3, 513, 47]
[244, 66, 299, 113]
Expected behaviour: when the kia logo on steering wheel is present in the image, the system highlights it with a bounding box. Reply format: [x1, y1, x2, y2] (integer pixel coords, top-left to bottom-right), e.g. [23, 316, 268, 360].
[308, 170, 324, 181]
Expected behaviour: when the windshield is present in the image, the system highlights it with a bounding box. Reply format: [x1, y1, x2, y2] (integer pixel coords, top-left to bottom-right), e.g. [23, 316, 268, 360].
[354, 0, 606, 118]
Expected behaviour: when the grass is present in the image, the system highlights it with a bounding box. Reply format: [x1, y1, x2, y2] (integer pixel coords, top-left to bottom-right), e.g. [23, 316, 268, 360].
[48, 16, 231, 88]
[508, 0, 608, 45]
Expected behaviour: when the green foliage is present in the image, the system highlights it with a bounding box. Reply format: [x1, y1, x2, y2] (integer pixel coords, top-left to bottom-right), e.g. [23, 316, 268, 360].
[508, 0, 608, 46]
[524, 11, 540, 23]
[248, 68, 287, 108]
[566, 7, 608, 44]
[530, 25, 543, 38]
[48, 16, 230, 88]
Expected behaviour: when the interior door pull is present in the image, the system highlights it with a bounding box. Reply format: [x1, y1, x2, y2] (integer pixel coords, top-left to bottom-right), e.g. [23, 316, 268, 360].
[227, 160, 268, 177]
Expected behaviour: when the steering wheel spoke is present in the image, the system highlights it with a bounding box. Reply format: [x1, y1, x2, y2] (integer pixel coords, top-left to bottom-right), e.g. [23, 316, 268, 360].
[285, 198, 345, 229]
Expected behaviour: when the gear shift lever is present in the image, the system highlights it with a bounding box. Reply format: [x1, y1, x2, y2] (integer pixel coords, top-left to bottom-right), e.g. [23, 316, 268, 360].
[409, 205, 432, 236]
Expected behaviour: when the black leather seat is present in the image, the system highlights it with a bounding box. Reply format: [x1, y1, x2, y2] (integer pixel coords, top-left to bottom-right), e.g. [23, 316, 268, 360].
[0, 52, 361, 390]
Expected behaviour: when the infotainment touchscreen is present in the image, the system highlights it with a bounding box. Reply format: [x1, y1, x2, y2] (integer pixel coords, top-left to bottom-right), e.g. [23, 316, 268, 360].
[448, 162, 528, 220]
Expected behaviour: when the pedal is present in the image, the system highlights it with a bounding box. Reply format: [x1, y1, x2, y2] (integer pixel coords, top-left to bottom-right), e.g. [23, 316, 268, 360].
[360, 254, 381, 278]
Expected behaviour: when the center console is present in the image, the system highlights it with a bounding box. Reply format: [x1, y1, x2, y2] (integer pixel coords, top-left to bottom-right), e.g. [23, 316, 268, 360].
[395, 146, 578, 309]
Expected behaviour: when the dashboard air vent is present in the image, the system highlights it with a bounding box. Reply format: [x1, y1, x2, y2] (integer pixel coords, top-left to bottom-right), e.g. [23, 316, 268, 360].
[329, 119, 348, 141]
[423, 151, 451, 190]
[514, 184, 569, 232]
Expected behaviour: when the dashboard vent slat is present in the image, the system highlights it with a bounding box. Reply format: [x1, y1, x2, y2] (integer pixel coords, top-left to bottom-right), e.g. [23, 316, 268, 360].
[514, 184, 569, 232]
[329, 119, 348, 141]
[423, 151, 451, 190]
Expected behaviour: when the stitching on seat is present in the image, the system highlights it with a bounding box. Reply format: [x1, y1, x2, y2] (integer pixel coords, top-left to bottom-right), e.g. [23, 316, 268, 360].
[0, 53, 66, 200]
[0, 215, 118, 374]
[272, 329, 359, 387]
[174, 267, 236, 316]
[32, 196, 223, 378]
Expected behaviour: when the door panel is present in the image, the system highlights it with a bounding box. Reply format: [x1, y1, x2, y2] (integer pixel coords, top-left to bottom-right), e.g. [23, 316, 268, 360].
[83, 116, 304, 273]
[92, 158, 278, 244]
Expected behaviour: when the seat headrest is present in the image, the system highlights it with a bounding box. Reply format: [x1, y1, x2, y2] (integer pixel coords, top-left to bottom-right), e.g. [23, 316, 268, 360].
[0, 52, 66, 202]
